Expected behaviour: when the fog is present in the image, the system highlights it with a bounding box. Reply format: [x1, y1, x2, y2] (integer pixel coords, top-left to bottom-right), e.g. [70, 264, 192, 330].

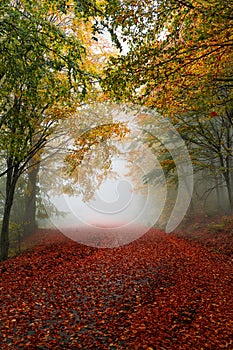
[37, 103, 193, 248]
[41, 157, 166, 247]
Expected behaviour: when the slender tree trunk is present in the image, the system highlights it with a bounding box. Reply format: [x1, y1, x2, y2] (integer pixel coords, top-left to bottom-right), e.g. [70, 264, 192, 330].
[215, 177, 221, 211]
[225, 174, 233, 214]
[23, 163, 40, 236]
[212, 159, 222, 211]
[219, 152, 233, 214]
[222, 162, 233, 214]
[0, 164, 18, 261]
[225, 126, 233, 213]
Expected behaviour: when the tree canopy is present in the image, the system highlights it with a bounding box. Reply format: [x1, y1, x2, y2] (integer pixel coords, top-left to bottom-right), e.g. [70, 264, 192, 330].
[102, 0, 233, 108]
[0, 0, 113, 260]
[101, 0, 233, 212]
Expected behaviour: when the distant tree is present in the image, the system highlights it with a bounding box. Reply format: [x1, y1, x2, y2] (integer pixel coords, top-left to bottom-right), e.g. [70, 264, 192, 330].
[39, 102, 130, 203]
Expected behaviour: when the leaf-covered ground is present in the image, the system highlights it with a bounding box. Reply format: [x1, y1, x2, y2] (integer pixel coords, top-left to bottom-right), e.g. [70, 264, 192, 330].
[175, 215, 233, 257]
[0, 228, 232, 349]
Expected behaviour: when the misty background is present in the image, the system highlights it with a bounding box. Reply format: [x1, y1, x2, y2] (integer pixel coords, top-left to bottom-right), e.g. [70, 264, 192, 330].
[1, 103, 231, 251]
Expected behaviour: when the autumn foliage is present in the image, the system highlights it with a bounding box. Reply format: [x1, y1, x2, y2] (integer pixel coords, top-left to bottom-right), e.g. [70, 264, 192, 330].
[0, 228, 232, 349]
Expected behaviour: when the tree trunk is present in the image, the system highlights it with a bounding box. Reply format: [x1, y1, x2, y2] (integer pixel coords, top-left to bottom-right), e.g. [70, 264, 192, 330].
[225, 175, 233, 214]
[215, 178, 221, 211]
[0, 165, 18, 261]
[212, 160, 222, 211]
[23, 163, 40, 236]
[218, 152, 233, 214]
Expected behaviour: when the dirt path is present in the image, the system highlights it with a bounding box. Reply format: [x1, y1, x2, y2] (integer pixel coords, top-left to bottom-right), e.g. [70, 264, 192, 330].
[0, 229, 232, 349]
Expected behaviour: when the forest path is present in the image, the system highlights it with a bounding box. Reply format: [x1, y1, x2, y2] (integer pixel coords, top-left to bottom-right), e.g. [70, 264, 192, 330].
[0, 229, 232, 349]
